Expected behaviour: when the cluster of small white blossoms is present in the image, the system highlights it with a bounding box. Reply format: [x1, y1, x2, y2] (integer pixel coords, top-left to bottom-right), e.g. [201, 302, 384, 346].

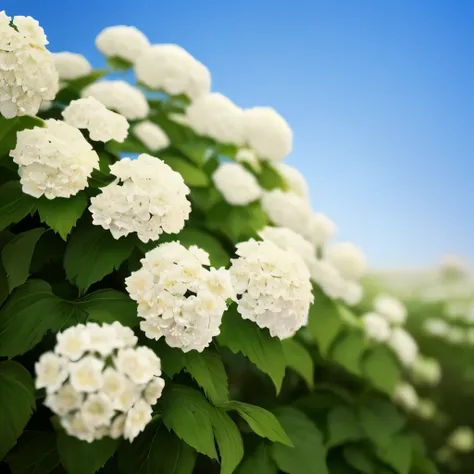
[448, 427, 474, 453]
[393, 382, 419, 411]
[388, 326, 419, 368]
[90, 154, 191, 243]
[135, 44, 211, 100]
[82, 80, 149, 120]
[62, 97, 129, 143]
[126, 242, 235, 352]
[53, 52, 92, 80]
[10, 119, 99, 199]
[423, 317, 474, 346]
[35, 322, 164, 443]
[416, 398, 437, 420]
[212, 162, 262, 206]
[275, 163, 310, 201]
[0, 12, 59, 118]
[361, 312, 392, 342]
[230, 239, 313, 339]
[412, 355, 442, 386]
[133, 121, 170, 152]
[96, 26, 150, 65]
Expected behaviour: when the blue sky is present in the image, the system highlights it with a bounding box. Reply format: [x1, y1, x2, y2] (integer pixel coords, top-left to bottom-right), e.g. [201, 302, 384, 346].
[5, 0, 474, 268]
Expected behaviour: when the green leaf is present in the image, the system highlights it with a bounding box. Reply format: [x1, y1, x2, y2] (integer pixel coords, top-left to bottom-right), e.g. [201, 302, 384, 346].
[223, 401, 292, 446]
[362, 345, 401, 395]
[6, 431, 60, 474]
[163, 156, 209, 187]
[1, 227, 46, 292]
[175, 142, 211, 166]
[0, 181, 36, 231]
[162, 385, 218, 459]
[0, 280, 81, 357]
[271, 407, 328, 474]
[217, 305, 285, 393]
[0, 116, 45, 159]
[184, 350, 229, 405]
[282, 339, 314, 389]
[78, 289, 138, 327]
[57, 434, 118, 474]
[330, 332, 367, 376]
[107, 135, 149, 156]
[257, 161, 288, 191]
[64, 223, 135, 292]
[150, 340, 185, 378]
[377, 434, 412, 474]
[343, 446, 377, 474]
[107, 56, 133, 71]
[37, 192, 89, 240]
[326, 406, 365, 448]
[211, 408, 244, 474]
[0, 361, 35, 459]
[65, 70, 108, 93]
[237, 444, 277, 474]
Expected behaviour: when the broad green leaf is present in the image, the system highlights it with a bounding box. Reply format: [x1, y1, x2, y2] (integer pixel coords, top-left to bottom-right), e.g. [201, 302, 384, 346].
[57, 434, 118, 474]
[6, 431, 60, 474]
[410, 450, 439, 474]
[223, 401, 292, 446]
[326, 406, 365, 448]
[0, 116, 45, 159]
[1, 227, 46, 292]
[64, 223, 135, 292]
[343, 446, 377, 473]
[150, 340, 185, 378]
[107, 57, 132, 71]
[271, 407, 328, 474]
[162, 385, 218, 459]
[0, 280, 81, 357]
[257, 161, 288, 191]
[118, 419, 196, 474]
[37, 192, 89, 240]
[377, 434, 412, 474]
[65, 70, 108, 93]
[184, 350, 229, 404]
[282, 339, 314, 389]
[211, 408, 244, 474]
[237, 444, 277, 474]
[362, 346, 401, 395]
[217, 305, 285, 393]
[0, 181, 36, 231]
[175, 142, 211, 166]
[163, 156, 209, 187]
[330, 332, 367, 376]
[78, 289, 138, 327]
[0, 361, 35, 459]
[107, 135, 149, 156]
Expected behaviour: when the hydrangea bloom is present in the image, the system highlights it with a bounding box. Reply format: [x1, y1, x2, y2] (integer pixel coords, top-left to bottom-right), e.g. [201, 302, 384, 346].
[10, 119, 99, 199]
[448, 427, 474, 452]
[417, 399, 436, 420]
[324, 242, 367, 281]
[362, 312, 391, 342]
[133, 121, 170, 151]
[212, 163, 262, 206]
[275, 163, 309, 201]
[243, 107, 292, 162]
[0, 12, 59, 118]
[373, 294, 407, 325]
[62, 97, 129, 143]
[230, 239, 313, 339]
[53, 52, 92, 80]
[82, 80, 149, 120]
[35, 322, 164, 443]
[89, 154, 191, 242]
[126, 242, 235, 352]
[311, 212, 338, 247]
[412, 355, 442, 386]
[186, 93, 245, 145]
[393, 382, 419, 411]
[389, 327, 418, 367]
[135, 44, 210, 100]
[96, 26, 150, 64]
[423, 318, 448, 337]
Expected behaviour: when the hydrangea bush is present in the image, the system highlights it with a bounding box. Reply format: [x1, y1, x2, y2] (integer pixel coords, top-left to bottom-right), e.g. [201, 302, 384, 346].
[0, 12, 441, 474]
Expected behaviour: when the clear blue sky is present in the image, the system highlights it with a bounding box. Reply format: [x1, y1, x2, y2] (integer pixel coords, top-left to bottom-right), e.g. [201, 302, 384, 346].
[5, 0, 474, 268]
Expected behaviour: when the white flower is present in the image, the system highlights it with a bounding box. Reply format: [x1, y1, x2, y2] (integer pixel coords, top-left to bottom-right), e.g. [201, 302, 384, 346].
[126, 242, 234, 352]
[389, 327, 418, 368]
[69, 356, 105, 393]
[412, 356, 442, 386]
[340, 280, 363, 306]
[393, 382, 419, 411]
[102, 368, 127, 400]
[373, 294, 407, 325]
[416, 399, 436, 420]
[81, 393, 115, 427]
[35, 352, 68, 392]
[55, 325, 89, 361]
[230, 239, 313, 339]
[114, 347, 160, 385]
[62, 97, 129, 143]
[86, 322, 117, 356]
[236, 148, 261, 172]
[110, 414, 126, 439]
[309, 259, 346, 300]
[275, 163, 309, 201]
[212, 163, 262, 206]
[82, 80, 149, 120]
[449, 427, 474, 452]
[124, 399, 153, 442]
[135, 44, 210, 100]
[0, 12, 58, 118]
[362, 312, 391, 342]
[44, 383, 83, 415]
[133, 121, 170, 151]
[243, 107, 292, 162]
[53, 52, 92, 80]
[186, 93, 245, 145]
[143, 378, 165, 405]
[423, 318, 448, 337]
[9, 119, 99, 199]
[89, 154, 191, 242]
[324, 242, 367, 281]
[62, 412, 95, 443]
[311, 213, 338, 247]
[96, 26, 149, 64]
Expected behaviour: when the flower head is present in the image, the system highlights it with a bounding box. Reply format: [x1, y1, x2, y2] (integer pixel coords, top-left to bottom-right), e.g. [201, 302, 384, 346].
[362, 312, 391, 342]
[53, 52, 92, 80]
[324, 242, 367, 281]
[389, 327, 418, 367]
[133, 121, 170, 152]
[373, 294, 407, 325]
[275, 163, 309, 201]
[96, 26, 150, 64]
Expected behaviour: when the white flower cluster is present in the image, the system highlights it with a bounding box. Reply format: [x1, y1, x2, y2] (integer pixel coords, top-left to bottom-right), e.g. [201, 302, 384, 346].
[373, 294, 407, 325]
[324, 242, 367, 281]
[312, 213, 338, 247]
[62, 97, 129, 143]
[53, 52, 92, 80]
[212, 162, 262, 206]
[126, 242, 235, 352]
[35, 322, 164, 443]
[243, 107, 292, 162]
[96, 26, 150, 64]
[135, 44, 210, 100]
[275, 163, 309, 201]
[412, 355, 442, 386]
[388, 327, 419, 367]
[230, 239, 313, 339]
[10, 119, 99, 199]
[416, 399, 437, 420]
[82, 80, 149, 120]
[448, 427, 474, 453]
[90, 154, 191, 242]
[393, 382, 419, 411]
[133, 121, 170, 152]
[0, 12, 59, 118]
[361, 312, 391, 342]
